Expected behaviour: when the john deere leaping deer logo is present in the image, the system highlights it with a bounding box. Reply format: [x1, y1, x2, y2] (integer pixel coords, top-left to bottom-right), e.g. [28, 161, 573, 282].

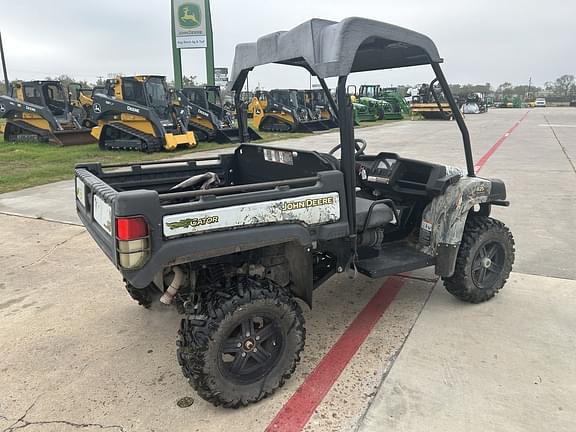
[178, 3, 201, 28]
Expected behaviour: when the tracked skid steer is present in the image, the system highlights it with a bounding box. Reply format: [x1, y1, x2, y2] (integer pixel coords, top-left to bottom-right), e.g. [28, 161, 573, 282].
[252, 89, 337, 132]
[0, 80, 95, 146]
[90, 75, 196, 152]
[181, 85, 261, 143]
[68, 83, 107, 128]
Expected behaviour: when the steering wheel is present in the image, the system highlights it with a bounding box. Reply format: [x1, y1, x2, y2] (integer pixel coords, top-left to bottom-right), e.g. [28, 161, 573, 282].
[329, 138, 367, 157]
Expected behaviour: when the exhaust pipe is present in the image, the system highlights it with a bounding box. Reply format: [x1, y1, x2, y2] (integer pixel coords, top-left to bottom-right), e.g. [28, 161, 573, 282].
[160, 266, 184, 305]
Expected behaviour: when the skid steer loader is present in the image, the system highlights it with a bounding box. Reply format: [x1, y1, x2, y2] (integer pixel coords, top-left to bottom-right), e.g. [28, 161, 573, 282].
[68, 83, 106, 128]
[90, 75, 196, 152]
[303, 89, 338, 128]
[0, 80, 96, 145]
[180, 85, 261, 143]
[246, 90, 267, 118]
[252, 89, 336, 132]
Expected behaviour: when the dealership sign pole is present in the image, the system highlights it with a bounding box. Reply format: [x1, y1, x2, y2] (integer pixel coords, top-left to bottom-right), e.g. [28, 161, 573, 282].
[171, 0, 215, 88]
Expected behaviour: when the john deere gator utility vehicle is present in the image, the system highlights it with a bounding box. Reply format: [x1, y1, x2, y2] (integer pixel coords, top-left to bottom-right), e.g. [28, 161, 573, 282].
[411, 79, 453, 119]
[251, 88, 336, 132]
[90, 75, 196, 152]
[76, 17, 515, 408]
[180, 85, 261, 143]
[0, 80, 95, 145]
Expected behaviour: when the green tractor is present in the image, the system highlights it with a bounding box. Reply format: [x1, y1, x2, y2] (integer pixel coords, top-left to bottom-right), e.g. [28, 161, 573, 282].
[357, 84, 409, 119]
[500, 95, 522, 108]
[380, 88, 411, 116]
[352, 98, 381, 124]
[347, 86, 397, 124]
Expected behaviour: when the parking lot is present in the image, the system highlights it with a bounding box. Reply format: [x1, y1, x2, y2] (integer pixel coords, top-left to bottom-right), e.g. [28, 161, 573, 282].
[1, 108, 575, 431]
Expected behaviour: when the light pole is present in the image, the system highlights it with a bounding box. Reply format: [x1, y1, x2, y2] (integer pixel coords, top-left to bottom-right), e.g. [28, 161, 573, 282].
[0, 32, 10, 95]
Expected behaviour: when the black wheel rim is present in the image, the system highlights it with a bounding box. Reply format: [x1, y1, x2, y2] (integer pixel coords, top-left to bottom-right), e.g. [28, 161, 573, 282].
[219, 314, 284, 384]
[471, 241, 505, 289]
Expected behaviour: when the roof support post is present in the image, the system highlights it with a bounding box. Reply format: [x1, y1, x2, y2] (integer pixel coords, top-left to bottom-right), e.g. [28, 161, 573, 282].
[318, 77, 339, 121]
[431, 62, 476, 177]
[336, 76, 357, 238]
[233, 71, 250, 143]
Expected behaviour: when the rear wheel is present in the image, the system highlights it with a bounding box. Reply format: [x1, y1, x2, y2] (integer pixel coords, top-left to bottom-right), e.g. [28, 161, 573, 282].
[443, 216, 514, 303]
[177, 276, 305, 407]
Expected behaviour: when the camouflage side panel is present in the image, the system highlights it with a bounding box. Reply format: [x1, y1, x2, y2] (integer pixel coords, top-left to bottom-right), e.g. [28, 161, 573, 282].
[419, 175, 492, 256]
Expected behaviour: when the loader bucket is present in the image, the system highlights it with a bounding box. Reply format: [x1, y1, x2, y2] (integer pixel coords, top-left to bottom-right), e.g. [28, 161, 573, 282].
[294, 119, 337, 132]
[52, 128, 97, 146]
[215, 127, 262, 144]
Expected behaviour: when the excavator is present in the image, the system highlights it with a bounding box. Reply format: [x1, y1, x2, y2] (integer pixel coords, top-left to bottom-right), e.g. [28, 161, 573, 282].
[0, 80, 96, 145]
[251, 89, 336, 132]
[180, 85, 261, 143]
[90, 75, 196, 152]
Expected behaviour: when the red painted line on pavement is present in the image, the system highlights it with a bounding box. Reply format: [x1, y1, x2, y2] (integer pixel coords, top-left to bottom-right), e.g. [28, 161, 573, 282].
[266, 112, 529, 432]
[475, 111, 529, 173]
[265, 276, 405, 432]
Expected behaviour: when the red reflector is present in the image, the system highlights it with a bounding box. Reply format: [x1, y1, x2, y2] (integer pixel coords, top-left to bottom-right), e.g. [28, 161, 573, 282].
[116, 217, 148, 240]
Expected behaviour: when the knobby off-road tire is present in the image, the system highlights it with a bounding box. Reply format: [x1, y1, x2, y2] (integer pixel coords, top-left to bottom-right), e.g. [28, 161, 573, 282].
[177, 276, 306, 408]
[443, 216, 515, 303]
[124, 282, 161, 308]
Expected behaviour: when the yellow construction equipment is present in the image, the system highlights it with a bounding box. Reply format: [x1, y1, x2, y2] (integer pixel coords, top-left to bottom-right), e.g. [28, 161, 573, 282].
[90, 75, 196, 152]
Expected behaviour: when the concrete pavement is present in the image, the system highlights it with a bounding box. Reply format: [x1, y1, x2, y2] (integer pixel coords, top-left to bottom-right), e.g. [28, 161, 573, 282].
[0, 213, 433, 432]
[358, 273, 576, 432]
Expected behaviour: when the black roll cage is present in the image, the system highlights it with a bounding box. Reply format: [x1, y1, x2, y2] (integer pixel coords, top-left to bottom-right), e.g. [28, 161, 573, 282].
[233, 62, 475, 239]
[229, 18, 475, 241]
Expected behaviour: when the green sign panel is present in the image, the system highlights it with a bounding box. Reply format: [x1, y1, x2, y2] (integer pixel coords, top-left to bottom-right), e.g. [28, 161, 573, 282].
[178, 3, 202, 29]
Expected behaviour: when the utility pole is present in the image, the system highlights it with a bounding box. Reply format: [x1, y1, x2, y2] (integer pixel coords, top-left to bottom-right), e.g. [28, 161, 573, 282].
[171, 0, 183, 89]
[0, 32, 10, 95]
[527, 77, 532, 100]
[204, 0, 215, 86]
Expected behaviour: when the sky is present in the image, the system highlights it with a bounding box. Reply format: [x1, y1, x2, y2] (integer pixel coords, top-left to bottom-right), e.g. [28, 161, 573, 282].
[1, 0, 575, 91]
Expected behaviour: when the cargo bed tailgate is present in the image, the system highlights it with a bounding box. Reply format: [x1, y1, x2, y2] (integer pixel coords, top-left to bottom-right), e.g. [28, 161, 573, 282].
[75, 168, 119, 264]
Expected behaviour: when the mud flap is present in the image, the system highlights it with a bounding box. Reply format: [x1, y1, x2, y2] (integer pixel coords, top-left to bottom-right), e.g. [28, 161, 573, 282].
[285, 242, 313, 308]
[435, 242, 460, 277]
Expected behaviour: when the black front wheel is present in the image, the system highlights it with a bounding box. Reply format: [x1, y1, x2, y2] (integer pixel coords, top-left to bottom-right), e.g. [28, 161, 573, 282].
[443, 216, 515, 303]
[177, 277, 305, 407]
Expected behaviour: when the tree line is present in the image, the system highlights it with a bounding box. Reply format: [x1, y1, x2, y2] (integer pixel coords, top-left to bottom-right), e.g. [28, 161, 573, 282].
[1, 73, 574, 101]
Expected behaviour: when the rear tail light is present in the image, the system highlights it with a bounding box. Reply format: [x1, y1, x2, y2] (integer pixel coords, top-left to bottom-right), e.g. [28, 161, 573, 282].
[116, 217, 150, 269]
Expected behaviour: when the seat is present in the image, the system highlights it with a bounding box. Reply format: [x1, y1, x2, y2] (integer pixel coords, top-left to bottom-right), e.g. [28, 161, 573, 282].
[355, 197, 395, 231]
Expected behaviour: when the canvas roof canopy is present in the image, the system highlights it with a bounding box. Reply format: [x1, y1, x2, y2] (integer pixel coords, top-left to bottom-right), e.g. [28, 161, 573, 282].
[229, 17, 442, 91]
